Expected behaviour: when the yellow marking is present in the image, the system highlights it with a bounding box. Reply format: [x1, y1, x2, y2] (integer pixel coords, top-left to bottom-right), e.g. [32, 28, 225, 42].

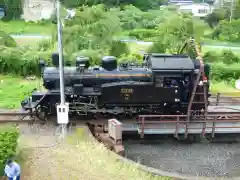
[121, 88, 133, 94]
[96, 74, 151, 78]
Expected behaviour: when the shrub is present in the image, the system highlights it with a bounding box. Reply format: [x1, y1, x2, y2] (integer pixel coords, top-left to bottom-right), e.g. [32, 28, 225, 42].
[221, 50, 240, 64]
[203, 50, 240, 64]
[37, 39, 54, 51]
[0, 0, 22, 20]
[71, 49, 104, 66]
[128, 29, 158, 40]
[0, 48, 53, 76]
[118, 53, 142, 64]
[204, 9, 227, 28]
[0, 31, 17, 47]
[203, 51, 219, 63]
[211, 63, 240, 82]
[0, 124, 20, 175]
[109, 41, 129, 58]
[212, 19, 240, 42]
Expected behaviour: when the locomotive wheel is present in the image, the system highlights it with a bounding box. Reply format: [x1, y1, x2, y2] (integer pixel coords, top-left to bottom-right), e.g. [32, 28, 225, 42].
[35, 105, 50, 121]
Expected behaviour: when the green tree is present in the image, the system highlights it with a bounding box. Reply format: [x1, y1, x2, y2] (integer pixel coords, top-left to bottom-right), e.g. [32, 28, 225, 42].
[59, 5, 121, 54]
[148, 13, 205, 54]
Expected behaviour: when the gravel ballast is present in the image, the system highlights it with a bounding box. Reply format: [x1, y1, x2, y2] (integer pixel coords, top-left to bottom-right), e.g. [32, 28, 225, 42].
[124, 141, 240, 178]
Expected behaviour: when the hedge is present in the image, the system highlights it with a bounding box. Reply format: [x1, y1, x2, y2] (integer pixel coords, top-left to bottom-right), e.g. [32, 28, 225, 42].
[128, 29, 158, 40]
[1, 44, 240, 82]
[0, 0, 22, 20]
[0, 31, 17, 47]
[0, 48, 108, 76]
[211, 63, 240, 81]
[0, 47, 53, 76]
[0, 124, 20, 176]
[203, 50, 240, 64]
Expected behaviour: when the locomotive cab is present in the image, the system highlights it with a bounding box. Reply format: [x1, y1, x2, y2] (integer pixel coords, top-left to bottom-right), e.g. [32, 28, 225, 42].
[148, 54, 195, 105]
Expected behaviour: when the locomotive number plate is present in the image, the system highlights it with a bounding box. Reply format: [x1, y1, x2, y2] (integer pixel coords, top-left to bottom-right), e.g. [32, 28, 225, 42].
[121, 88, 133, 94]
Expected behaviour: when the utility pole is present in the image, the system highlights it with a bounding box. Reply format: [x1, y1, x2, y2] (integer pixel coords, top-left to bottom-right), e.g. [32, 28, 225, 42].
[56, 0, 69, 139]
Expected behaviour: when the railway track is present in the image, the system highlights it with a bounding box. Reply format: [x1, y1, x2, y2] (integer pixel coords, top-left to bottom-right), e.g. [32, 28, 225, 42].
[0, 94, 240, 179]
[0, 93, 240, 154]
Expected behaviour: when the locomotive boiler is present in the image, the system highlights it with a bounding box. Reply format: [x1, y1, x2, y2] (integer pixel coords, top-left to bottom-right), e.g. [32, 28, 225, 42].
[21, 53, 211, 120]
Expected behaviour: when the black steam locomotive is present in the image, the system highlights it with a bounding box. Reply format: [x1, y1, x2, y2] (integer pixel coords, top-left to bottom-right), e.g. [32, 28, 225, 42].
[21, 53, 211, 120]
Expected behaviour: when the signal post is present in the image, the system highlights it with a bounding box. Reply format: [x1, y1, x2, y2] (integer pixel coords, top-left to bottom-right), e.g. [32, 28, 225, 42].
[56, 0, 69, 138]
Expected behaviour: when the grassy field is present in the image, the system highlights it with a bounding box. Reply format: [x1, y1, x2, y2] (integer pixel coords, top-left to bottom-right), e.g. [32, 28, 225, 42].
[0, 20, 53, 35]
[0, 75, 39, 108]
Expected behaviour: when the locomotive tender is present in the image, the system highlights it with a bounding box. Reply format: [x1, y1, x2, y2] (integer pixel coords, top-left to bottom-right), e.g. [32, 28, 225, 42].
[21, 53, 211, 120]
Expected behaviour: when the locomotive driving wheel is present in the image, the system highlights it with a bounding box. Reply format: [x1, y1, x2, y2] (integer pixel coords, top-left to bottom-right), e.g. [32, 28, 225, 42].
[35, 104, 51, 121]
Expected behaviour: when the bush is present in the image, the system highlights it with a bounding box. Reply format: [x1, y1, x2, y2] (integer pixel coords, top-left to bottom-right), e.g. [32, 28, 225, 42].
[211, 63, 240, 82]
[128, 29, 158, 40]
[212, 19, 240, 42]
[118, 53, 142, 64]
[0, 125, 20, 175]
[0, 31, 17, 47]
[71, 49, 104, 66]
[204, 9, 227, 28]
[0, 0, 22, 20]
[109, 41, 129, 58]
[0, 48, 53, 76]
[203, 50, 240, 64]
[37, 39, 54, 51]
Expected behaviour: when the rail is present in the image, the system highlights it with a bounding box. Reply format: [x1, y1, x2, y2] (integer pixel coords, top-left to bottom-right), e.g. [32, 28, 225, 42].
[138, 92, 240, 138]
[138, 114, 240, 138]
[0, 112, 36, 123]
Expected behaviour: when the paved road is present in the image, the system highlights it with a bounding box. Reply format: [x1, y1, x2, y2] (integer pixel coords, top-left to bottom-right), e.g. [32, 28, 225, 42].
[11, 35, 51, 39]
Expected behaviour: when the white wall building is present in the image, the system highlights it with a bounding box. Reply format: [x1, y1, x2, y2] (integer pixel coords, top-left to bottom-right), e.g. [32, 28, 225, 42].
[177, 3, 214, 17]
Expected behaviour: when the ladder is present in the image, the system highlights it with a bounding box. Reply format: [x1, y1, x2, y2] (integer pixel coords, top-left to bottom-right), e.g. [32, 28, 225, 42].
[179, 37, 209, 138]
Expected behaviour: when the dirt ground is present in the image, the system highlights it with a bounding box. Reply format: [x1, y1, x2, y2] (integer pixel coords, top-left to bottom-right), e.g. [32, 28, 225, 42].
[16, 124, 169, 180]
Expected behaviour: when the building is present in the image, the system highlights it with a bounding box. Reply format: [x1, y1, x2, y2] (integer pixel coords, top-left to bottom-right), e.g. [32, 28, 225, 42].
[169, 0, 193, 4]
[177, 3, 213, 17]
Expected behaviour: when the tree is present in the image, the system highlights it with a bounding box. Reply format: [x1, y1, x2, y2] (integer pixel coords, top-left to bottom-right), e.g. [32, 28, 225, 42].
[59, 5, 122, 55]
[61, 0, 167, 10]
[204, 9, 227, 28]
[148, 13, 205, 54]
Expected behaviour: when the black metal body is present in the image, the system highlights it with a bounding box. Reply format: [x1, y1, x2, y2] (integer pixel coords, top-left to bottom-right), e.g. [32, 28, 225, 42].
[21, 54, 211, 119]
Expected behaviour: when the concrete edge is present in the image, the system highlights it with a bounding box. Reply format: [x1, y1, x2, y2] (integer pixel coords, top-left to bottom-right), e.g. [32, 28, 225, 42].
[82, 125, 237, 180]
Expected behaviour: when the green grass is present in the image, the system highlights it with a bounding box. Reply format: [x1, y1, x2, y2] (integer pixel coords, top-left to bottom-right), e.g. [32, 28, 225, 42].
[202, 45, 240, 57]
[13, 37, 47, 47]
[0, 20, 53, 35]
[0, 75, 37, 109]
[211, 81, 240, 96]
[202, 38, 240, 47]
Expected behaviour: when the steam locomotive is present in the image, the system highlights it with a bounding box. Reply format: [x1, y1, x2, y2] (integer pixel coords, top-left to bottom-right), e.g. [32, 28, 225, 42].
[21, 53, 211, 120]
